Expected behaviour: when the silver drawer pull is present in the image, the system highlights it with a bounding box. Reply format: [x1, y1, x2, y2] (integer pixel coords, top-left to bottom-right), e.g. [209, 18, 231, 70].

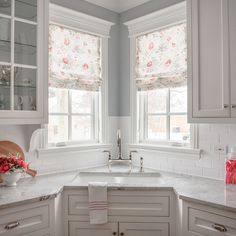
[5, 221, 20, 230]
[212, 223, 227, 232]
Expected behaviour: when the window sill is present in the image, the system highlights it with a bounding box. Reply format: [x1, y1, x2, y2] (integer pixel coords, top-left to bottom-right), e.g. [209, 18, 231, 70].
[128, 143, 202, 159]
[37, 143, 111, 158]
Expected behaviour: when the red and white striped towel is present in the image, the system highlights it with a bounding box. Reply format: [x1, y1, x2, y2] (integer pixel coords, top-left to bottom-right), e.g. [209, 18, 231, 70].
[88, 182, 108, 224]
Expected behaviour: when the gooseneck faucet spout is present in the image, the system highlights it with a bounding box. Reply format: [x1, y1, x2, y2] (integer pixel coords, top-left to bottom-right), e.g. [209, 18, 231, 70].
[117, 128, 122, 160]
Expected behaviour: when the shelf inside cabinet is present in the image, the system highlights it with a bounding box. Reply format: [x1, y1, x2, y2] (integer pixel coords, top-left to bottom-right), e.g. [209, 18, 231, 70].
[0, 84, 36, 89]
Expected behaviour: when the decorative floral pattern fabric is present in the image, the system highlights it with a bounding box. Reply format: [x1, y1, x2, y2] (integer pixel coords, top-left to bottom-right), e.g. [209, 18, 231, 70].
[49, 24, 102, 91]
[136, 23, 187, 91]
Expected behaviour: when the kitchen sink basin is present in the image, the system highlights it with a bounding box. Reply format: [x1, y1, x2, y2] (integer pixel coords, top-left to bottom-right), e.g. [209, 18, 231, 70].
[72, 166, 162, 185]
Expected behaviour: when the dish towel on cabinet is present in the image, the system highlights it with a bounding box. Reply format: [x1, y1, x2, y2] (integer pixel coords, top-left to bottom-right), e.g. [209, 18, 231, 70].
[88, 182, 108, 224]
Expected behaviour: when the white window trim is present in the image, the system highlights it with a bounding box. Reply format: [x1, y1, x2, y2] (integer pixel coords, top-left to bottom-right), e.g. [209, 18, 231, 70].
[124, 2, 201, 156]
[41, 4, 114, 150]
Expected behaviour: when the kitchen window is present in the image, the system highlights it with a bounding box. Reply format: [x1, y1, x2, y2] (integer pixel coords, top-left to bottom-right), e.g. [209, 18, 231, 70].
[135, 22, 191, 146]
[48, 24, 102, 145]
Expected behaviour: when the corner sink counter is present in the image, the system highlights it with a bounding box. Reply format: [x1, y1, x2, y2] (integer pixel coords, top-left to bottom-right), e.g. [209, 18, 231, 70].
[1, 166, 236, 213]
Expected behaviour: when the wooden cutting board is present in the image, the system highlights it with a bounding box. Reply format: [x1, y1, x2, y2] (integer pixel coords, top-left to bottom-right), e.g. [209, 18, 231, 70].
[0, 141, 25, 159]
[0, 141, 37, 182]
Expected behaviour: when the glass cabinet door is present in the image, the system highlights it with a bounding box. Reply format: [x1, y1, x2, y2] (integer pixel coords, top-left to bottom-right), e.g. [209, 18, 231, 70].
[0, 2, 11, 111]
[0, 0, 38, 112]
[14, 0, 38, 112]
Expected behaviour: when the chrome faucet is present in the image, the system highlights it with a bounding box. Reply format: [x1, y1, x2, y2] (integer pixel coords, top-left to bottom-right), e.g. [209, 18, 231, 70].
[140, 157, 144, 173]
[117, 128, 122, 160]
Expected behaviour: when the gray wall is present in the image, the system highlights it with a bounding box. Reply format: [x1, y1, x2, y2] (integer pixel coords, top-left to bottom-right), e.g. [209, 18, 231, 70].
[50, 0, 120, 116]
[50, 0, 185, 116]
[119, 0, 184, 116]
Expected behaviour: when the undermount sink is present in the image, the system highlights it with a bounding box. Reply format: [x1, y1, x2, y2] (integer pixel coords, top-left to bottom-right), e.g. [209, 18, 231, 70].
[72, 166, 162, 185]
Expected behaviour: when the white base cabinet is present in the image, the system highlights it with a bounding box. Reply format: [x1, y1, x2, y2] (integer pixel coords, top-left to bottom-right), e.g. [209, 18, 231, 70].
[69, 222, 117, 236]
[119, 222, 169, 236]
[0, 199, 54, 236]
[182, 201, 236, 236]
[63, 189, 175, 236]
[68, 221, 168, 236]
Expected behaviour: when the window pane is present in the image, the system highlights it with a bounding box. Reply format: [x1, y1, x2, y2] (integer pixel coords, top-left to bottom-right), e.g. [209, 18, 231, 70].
[71, 90, 92, 113]
[170, 115, 190, 142]
[148, 116, 166, 140]
[170, 86, 187, 113]
[71, 116, 91, 140]
[148, 89, 167, 113]
[48, 115, 68, 142]
[49, 88, 68, 113]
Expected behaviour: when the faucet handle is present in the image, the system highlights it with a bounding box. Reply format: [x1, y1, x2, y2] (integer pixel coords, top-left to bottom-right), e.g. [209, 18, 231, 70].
[103, 150, 111, 159]
[129, 150, 138, 159]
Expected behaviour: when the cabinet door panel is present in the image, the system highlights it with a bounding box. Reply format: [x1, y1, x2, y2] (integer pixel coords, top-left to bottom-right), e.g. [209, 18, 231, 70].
[69, 222, 117, 236]
[190, 0, 230, 118]
[229, 0, 236, 117]
[119, 222, 169, 236]
[188, 208, 236, 236]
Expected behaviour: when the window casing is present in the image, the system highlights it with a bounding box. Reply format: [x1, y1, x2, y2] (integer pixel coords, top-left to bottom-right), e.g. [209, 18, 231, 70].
[47, 23, 103, 146]
[136, 22, 190, 147]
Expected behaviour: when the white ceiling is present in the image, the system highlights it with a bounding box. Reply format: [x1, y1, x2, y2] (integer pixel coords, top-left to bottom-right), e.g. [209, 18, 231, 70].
[84, 0, 152, 13]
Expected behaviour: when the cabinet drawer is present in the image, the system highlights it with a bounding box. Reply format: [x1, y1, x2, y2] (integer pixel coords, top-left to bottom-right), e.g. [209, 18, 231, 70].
[69, 221, 117, 236]
[68, 190, 170, 217]
[0, 204, 49, 236]
[188, 207, 236, 236]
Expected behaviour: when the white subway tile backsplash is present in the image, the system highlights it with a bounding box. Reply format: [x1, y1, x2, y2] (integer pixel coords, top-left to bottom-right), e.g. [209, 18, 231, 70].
[202, 167, 220, 179]
[12, 117, 235, 180]
[119, 117, 235, 180]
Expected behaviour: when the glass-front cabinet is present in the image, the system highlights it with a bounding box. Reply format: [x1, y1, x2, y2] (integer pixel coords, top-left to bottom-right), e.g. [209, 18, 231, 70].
[0, 0, 48, 124]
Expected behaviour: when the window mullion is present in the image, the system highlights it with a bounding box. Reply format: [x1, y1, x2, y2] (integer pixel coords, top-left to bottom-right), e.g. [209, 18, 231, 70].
[68, 90, 72, 141]
[144, 92, 148, 140]
[166, 88, 170, 140]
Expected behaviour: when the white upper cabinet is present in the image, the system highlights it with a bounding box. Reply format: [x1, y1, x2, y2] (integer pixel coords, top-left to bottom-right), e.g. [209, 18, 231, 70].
[229, 0, 236, 118]
[0, 0, 49, 124]
[188, 0, 236, 123]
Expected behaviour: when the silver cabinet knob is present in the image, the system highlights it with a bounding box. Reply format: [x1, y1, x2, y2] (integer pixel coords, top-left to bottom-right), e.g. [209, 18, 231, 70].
[232, 104, 236, 108]
[223, 104, 229, 108]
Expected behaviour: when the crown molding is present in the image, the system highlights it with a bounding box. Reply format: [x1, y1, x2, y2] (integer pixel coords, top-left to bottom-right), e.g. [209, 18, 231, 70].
[124, 2, 186, 37]
[50, 4, 115, 38]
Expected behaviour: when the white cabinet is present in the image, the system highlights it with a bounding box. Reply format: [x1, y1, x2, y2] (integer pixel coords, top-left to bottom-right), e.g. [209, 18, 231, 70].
[188, 0, 236, 122]
[0, 199, 54, 236]
[182, 200, 236, 236]
[119, 222, 169, 236]
[229, 0, 236, 118]
[64, 189, 175, 236]
[68, 222, 117, 236]
[68, 222, 168, 236]
[0, 0, 49, 124]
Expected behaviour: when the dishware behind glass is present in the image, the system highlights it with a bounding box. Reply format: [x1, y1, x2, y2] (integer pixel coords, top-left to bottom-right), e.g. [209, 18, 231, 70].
[14, 95, 23, 110]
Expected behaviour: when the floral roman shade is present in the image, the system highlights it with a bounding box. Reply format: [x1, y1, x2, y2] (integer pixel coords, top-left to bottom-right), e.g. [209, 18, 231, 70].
[135, 23, 187, 91]
[49, 24, 102, 91]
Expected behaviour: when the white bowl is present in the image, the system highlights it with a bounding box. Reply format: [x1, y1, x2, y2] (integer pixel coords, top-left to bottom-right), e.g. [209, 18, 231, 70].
[1, 171, 22, 187]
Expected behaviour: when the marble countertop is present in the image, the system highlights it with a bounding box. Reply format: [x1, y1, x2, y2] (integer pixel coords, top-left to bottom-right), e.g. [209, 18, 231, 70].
[1, 166, 236, 213]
